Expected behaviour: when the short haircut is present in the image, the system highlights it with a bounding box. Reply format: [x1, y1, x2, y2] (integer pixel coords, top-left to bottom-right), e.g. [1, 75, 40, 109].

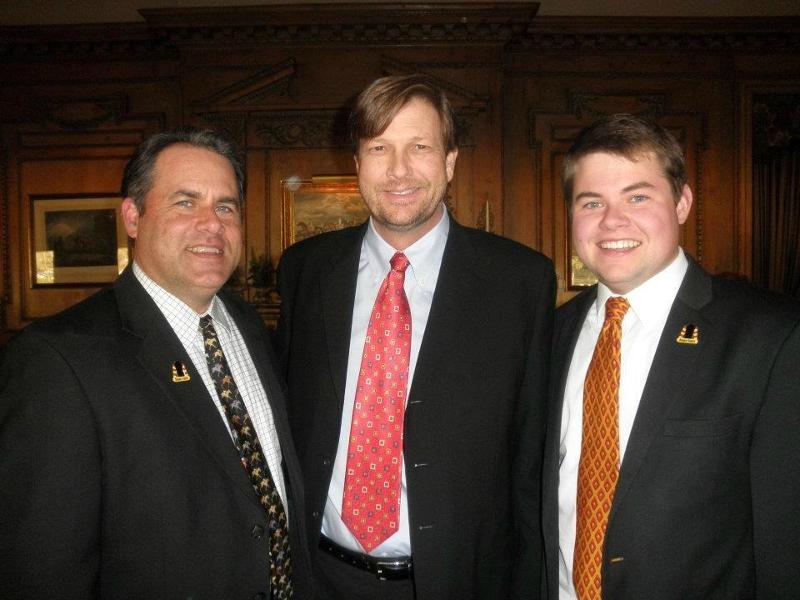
[562, 114, 687, 204]
[121, 128, 245, 213]
[348, 74, 457, 154]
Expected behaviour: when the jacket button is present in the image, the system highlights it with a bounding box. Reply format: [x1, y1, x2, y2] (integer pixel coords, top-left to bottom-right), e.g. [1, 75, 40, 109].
[312, 510, 320, 519]
[253, 593, 267, 600]
[251, 524, 265, 539]
[322, 458, 331, 466]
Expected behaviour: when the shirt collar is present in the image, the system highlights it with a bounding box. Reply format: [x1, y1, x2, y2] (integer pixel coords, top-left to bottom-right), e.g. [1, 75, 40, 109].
[593, 248, 688, 327]
[132, 261, 230, 335]
[363, 207, 450, 293]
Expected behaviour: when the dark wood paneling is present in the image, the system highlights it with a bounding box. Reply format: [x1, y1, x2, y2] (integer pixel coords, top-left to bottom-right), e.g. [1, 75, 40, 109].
[1, 7, 799, 333]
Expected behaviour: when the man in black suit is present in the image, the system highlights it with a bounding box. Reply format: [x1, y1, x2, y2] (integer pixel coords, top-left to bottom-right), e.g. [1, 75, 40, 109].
[0, 129, 312, 599]
[275, 74, 555, 600]
[543, 114, 800, 600]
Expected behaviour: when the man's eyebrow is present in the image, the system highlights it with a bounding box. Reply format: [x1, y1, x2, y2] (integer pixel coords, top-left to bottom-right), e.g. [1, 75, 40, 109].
[621, 181, 657, 193]
[170, 189, 202, 199]
[573, 191, 602, 202]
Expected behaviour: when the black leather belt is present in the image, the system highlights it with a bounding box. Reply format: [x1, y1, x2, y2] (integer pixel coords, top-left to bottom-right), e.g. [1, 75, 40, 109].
[319, 535, 413, 581]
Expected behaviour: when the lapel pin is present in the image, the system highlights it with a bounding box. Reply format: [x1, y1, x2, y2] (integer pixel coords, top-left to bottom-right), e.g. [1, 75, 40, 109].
[172, 361, 191, 383]
[676, 324, 699, 345]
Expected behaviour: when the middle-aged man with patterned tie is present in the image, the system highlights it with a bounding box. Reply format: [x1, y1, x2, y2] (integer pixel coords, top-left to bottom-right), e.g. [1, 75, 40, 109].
[0, 129, 313, 599]
[274, 74, 555, 600]
[543, 113, 800, 600]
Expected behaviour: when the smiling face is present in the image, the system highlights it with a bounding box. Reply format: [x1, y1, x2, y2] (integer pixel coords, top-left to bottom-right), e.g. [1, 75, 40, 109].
[122, 144, 242, 313]
[570, 151, 692, 295]
[355, 97, 458, 250]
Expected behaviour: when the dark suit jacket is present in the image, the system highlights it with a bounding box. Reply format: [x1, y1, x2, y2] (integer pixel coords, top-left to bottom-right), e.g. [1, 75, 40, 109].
[0, 267, 313, 599]
[543, 259, 800, 600]
[275, 219, 555, 600]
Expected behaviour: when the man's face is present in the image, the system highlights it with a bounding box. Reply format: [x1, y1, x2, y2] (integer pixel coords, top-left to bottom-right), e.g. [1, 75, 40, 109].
[355, 97, 458, 249]
[122, 144, 242, 313]
[570, 151, 692, 295]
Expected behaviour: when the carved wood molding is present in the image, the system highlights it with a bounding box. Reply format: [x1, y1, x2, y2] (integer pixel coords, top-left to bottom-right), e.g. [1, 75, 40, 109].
[195, 59, 296, 109]
[514, 16, 800, 52]
[192, 112, 248, 150]
[192, 56, 484, 150]
[251, 110, 348, 149]
[1, 3, 538, 60]
[3, 13, 798, 60]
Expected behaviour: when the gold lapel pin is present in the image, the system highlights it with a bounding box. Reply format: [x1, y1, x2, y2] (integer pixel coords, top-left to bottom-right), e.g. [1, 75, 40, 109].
[171, 361, 191, 383]
[676, 324, 699, 345]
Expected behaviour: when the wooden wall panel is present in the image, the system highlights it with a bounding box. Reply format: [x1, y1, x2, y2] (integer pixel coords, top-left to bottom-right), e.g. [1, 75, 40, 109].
[0, 7, 798, 335]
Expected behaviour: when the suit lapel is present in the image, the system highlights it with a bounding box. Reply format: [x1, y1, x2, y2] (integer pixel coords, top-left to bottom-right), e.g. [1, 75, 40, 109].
[408, 221, 484, 401]
[610, 261, 713, 517]
[543, 288, 594, 584]
[550, 290, 596, 445]
[114, 269, 259, 508]
[319, 225, 365, 410]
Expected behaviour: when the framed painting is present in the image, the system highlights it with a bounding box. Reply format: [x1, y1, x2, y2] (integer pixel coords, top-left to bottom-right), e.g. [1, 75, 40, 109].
[282, 176, 368, 248]
[568, 227, 598, 289]
[569, 254, 598, 288]
[31, 195, 129, 286]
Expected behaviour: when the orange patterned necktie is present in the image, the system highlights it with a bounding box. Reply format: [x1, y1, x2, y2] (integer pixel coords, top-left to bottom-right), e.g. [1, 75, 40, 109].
[342, 252, 412, 552]
[573, 296, 630, 600]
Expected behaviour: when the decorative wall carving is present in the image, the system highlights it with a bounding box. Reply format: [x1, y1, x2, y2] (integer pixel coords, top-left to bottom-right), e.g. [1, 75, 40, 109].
[196, 59, 296, 108]
[515, 18, 800, 52]
[252, 110, 348, 149]
[193, 112, 248, 149]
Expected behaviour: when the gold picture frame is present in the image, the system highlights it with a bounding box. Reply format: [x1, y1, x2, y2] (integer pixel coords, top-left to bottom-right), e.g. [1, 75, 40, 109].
[568, 227, 598, 289]
[32, 195, 129, 286]
[570, 254, 598, 289]
[282, 176, 368, 248]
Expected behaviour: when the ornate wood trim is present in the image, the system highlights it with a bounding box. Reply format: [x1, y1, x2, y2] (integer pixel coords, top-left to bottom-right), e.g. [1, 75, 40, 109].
[3, 13, 798, 59]
[514, 16, 800, 52]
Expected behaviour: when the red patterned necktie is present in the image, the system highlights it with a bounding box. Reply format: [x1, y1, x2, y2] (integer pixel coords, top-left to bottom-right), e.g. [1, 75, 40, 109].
[573, 296, 630, 600]
[342, 252, 412, 552]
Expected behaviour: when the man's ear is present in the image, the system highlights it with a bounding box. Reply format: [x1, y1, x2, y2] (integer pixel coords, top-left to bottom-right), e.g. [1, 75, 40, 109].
[445, 148, 458, 181]
[121, 197, 140, 239]
[676, 184, 693, 225]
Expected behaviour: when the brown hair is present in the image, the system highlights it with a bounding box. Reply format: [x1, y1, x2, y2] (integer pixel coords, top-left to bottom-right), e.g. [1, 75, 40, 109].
[349, 74, 457, 154]
[562, 114, 686, 204]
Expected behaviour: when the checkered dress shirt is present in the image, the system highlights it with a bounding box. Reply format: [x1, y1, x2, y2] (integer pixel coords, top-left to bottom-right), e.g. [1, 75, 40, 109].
[133, 262, 287, 505]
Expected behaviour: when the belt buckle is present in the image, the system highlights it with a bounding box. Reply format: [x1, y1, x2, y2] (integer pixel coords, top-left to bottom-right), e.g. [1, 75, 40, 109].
[375, 558, 412, 581]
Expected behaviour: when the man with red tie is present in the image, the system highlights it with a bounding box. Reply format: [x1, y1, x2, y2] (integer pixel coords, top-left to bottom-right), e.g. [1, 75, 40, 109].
[543, 114, 800, 599]
[275, 74, 555, 600]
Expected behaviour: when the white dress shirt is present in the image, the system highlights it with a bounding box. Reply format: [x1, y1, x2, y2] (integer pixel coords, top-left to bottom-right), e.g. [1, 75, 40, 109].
[133, 262, 288, 505]
[322, 210, 450, 557]
[557, 250, 688, 599]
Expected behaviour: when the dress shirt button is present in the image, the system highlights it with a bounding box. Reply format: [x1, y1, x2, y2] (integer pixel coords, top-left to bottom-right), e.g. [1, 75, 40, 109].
[251, 524, 265, 539]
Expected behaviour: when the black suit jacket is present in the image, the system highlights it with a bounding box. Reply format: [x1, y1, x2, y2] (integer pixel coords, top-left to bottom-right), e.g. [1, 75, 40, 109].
[0, 267, 313, 599]
[543, 259, 800, 599]
[275, 219, 555, 600]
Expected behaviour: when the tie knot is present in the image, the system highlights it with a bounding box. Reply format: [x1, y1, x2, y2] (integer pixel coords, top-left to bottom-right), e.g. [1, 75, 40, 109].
[390, 252, 410, 273]
[605, 296, 629, 322]
[199, 314, 214, 333]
